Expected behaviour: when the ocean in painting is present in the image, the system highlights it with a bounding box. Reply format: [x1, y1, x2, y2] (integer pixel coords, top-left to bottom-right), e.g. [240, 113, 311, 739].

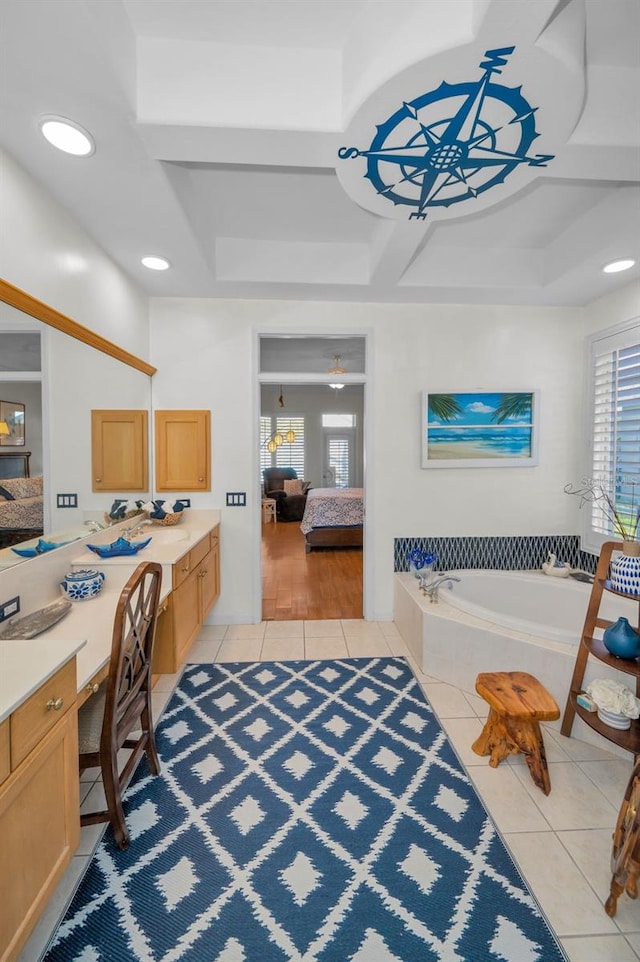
[427, 426, 532, 458]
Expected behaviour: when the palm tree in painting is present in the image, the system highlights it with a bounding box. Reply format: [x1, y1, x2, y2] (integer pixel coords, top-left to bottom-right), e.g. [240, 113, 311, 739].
[491, 393, 532, 424]
[428, 394, 464, 422]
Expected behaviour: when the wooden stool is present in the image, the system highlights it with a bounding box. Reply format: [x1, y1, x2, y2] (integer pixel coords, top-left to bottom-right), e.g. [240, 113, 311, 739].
[472, 671, 560, 795]
[261, 498, 277, 524]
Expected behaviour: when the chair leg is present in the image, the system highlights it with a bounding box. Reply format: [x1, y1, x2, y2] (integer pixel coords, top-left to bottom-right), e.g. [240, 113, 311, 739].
[102, 750, 130, 850]
[142, 696, 161, 775]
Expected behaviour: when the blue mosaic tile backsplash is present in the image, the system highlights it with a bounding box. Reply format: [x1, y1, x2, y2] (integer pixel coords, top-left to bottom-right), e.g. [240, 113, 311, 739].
[394, 535, 597, 575]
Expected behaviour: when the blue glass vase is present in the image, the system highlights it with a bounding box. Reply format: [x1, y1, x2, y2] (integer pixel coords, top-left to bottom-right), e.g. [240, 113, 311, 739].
[603, 617, 640, 661]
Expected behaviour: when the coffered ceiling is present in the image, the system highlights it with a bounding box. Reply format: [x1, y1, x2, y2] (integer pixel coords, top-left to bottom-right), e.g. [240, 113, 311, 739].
[1, 0, 639, 306]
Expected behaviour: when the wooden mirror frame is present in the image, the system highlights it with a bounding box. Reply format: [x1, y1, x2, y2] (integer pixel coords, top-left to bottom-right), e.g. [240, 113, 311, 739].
[0, 279, 156, 376]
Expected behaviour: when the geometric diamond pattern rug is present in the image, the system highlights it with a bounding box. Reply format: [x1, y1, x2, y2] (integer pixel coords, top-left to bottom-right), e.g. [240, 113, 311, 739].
[44, 658, 567, 961]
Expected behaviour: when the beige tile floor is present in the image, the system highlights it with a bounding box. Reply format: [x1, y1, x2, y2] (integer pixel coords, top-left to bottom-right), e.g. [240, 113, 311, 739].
[20, 620, 640, 962]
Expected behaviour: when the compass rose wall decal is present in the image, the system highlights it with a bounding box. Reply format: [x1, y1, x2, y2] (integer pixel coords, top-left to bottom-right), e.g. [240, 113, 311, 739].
[338, 47, 555, 222]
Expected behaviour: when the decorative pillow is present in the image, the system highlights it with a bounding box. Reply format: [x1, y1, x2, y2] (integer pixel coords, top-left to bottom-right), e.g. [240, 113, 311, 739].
[0, 484, 15, 501]
[283, 479, 303, 496]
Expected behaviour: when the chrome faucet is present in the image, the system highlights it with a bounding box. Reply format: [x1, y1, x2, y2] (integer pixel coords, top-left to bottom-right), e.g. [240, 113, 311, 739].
[419, 574, 461, 603]
[84, 519, 107, 532]
[122, 519, 152, 541]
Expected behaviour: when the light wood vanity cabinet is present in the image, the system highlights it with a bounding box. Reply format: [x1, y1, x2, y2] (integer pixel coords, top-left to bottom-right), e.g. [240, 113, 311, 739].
[91, 409, 149, 491]
[0, 660, 80, 962]
[155, 410, 210, 491]
[153, 526, 221, 674]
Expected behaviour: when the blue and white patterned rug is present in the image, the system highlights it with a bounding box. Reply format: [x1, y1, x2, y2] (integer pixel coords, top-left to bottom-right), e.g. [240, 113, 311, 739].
[45, 658, 567, 961]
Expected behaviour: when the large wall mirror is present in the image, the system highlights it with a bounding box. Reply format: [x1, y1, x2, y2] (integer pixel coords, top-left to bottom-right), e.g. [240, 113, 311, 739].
[0, 282, 155, 569]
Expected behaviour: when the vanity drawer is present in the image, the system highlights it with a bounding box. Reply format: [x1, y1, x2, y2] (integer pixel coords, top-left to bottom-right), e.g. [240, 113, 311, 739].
[0, 719, 9, 786]
[10, 660, 77, 769]
[210, 525, 219, 550]
[173, 550, 192, 589]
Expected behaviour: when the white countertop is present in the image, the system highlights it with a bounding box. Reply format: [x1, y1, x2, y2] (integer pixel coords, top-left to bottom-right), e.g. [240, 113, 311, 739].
[0, 509, 221, 720]
[0, 637, 86, 723]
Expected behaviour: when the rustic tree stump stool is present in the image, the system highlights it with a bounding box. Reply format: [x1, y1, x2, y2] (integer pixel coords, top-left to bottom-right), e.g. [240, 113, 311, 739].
[472, 671, 560, 795]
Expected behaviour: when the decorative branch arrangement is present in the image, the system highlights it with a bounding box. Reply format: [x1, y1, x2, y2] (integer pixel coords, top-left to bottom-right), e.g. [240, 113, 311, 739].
[565, 477, 639, 543]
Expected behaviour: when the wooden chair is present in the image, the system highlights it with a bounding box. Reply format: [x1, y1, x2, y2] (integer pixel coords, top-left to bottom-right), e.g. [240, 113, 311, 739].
[78, 561, 163, 849]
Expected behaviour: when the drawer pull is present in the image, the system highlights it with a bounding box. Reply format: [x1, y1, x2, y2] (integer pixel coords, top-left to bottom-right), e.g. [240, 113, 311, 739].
[181, 564, 189, 573]
[46, 696, 64, 711]
[86, 682, 99, 695]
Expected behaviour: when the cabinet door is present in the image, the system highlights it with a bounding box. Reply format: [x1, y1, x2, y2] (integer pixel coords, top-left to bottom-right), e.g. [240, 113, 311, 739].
[173, 568, 201, 665]
[155, 410, 210, 491]
[198, 547, 220, 621]
[0, 709, 80, 962]
[91, 410, 148, 491]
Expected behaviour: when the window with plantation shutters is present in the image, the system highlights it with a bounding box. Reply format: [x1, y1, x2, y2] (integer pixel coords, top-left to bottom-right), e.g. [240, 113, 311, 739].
[260, 416, 305, 481]
[586, 322, 640, 551]
[260, 417, 272, 482]
[275, 417, 304, 476]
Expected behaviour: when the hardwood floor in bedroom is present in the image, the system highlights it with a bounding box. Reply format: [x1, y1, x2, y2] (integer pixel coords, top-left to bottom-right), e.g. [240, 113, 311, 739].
[262, 519, 363, 621]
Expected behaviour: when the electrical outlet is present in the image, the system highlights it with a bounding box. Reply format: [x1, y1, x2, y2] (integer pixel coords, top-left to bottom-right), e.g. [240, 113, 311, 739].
[177, 498, 191, 508]
[0, 596, 20, 622]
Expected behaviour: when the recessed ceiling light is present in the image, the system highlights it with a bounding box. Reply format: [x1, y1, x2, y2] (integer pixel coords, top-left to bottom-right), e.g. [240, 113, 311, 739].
[141, 256, 170, 271]
[39, 116, 94, 156]
[603, 258, 635, 274]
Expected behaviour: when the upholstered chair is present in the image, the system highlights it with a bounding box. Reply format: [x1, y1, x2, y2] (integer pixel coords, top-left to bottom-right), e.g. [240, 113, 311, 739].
[262, 467, 311, 522]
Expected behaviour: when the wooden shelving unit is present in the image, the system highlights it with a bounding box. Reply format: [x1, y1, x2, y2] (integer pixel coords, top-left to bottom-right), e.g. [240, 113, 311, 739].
[562, 541, 640, 760]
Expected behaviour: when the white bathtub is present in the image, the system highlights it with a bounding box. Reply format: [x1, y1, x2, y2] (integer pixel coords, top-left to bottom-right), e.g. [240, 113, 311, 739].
[393, 569, 637, 756]
[440, 569, 590, 645]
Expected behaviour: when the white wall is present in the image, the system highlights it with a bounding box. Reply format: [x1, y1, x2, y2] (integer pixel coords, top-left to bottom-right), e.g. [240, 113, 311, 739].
[0, 151, 152, 536]
[0, 148, 149, 359]
[150, 298, 585, 622]
[583, 280, 640, 336]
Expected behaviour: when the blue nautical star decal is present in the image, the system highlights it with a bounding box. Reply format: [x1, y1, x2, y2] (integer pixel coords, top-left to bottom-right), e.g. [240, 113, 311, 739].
[339, 46, 554, 220]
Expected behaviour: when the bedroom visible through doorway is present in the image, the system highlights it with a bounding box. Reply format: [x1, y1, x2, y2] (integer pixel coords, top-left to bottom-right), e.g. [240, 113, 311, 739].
[258, 335, 367, 621]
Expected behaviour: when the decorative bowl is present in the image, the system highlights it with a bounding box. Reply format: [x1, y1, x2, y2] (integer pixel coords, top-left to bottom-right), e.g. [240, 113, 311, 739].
[60, 568, 105, 601]
[86, 536, 152, 558]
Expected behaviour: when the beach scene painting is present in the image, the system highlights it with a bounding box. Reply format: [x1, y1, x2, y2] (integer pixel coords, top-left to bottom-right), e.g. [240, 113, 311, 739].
[422, 391, 539, 468]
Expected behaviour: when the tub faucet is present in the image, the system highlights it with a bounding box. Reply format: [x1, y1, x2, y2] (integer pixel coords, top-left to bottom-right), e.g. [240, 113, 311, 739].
[420, 574, 461, 603]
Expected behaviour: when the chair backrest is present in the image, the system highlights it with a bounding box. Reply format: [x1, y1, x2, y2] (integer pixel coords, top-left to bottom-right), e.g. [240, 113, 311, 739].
[263, 466, 298, 492]
[102, 561, 162, 753]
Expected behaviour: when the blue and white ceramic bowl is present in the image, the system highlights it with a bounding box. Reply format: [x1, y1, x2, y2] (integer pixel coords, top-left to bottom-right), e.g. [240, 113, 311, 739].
[60, 569, 105, 601]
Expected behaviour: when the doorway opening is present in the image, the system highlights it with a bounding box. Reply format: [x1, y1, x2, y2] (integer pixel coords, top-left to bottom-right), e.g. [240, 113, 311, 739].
[257, 335, 368, 622]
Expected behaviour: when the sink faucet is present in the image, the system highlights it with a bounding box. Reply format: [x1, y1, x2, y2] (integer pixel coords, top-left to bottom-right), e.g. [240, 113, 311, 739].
[419, 574, 461, 603]
[122, 519, 152, 541]
[84, 519, 107, 532]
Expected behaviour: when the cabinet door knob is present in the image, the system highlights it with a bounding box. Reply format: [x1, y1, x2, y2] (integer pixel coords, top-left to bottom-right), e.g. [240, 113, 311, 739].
[95, 477, 102, 483]
[198, 477, 204, 482]
[46, 696, 64, 711]
[86, 682, 99, 695]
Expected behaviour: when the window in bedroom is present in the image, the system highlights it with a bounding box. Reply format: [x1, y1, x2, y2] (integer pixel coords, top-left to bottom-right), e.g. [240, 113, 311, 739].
[583, 321, 640, 552]
[260, 416, 305, 479]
